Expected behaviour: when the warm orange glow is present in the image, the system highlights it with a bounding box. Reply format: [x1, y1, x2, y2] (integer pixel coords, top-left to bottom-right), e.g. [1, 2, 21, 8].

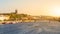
[50, 7, 60, 17]
[0, 15, 9, 21]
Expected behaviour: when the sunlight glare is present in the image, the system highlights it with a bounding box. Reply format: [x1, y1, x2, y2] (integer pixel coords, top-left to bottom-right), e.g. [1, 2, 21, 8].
[50, 7, 60, 17]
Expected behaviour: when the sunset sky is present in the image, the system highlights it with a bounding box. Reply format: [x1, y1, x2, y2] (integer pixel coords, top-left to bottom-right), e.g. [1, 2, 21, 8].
[0, 0, 60, 16]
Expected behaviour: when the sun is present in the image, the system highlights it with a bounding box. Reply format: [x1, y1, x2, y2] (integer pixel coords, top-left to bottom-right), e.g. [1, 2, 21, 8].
[50, 7, 60, 17]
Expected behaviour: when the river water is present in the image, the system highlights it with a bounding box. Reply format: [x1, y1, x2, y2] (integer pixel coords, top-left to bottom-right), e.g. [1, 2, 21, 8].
[0, 21, 60, 34]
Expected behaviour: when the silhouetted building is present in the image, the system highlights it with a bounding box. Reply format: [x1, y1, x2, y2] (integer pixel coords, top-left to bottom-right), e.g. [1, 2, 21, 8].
[15, 9, 18, 14]
[0, 9, 18, 15]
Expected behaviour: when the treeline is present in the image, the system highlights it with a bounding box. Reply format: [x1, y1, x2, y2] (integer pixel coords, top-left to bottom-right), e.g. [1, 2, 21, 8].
[6, 14, 30, 21]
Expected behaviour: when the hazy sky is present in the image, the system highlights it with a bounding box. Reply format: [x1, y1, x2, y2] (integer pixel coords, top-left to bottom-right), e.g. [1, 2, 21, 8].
[0, 0, 60, 16]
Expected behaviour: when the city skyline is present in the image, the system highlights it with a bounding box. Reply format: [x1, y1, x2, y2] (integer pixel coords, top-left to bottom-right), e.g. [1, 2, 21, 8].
[0, 0, 60, 16]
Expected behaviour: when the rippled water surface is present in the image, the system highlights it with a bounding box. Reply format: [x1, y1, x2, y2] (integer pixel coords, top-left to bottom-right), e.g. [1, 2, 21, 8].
[0, 21, 60, 34]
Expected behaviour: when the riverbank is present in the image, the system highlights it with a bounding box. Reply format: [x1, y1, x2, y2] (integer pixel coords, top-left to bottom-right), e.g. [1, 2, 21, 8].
[0, 20, 59, 24]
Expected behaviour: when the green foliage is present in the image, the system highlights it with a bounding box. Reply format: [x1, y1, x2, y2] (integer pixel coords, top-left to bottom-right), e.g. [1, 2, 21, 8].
[9, 13, 28, 20]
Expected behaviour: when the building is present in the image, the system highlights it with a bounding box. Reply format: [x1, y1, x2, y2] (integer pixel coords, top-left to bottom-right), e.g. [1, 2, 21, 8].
[0, 9, 18, 15]
[0, 15, 10, 21]
[0, 9, 18, 21]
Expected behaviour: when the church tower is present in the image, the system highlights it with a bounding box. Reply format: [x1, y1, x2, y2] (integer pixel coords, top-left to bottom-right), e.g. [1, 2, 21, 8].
[15, 9, 18, 14]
